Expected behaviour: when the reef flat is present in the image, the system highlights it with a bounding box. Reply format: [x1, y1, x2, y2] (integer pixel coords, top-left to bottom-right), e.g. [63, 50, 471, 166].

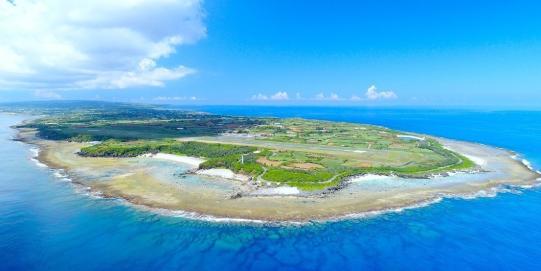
[9, 102, 539, 222]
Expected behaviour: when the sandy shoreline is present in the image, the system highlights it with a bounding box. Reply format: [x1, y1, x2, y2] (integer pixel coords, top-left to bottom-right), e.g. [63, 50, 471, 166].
[142, 153, 204, 168]
[196, 168, 251, 182]
[142, 153, 253, 182]
[17, 127, 541, 222]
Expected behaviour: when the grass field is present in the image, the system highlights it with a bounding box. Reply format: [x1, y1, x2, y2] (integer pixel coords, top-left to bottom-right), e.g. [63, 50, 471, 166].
[80, 136, 473, 191]
[18, 102, 475, 191]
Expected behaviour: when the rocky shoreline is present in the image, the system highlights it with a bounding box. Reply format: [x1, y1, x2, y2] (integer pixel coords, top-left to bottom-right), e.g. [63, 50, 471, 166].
[16, 127, 541, 222]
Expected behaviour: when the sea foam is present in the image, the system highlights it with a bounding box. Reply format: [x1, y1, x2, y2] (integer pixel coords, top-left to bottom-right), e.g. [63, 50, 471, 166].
[22, 138, 541, 225]
[29, 146, 48, 168]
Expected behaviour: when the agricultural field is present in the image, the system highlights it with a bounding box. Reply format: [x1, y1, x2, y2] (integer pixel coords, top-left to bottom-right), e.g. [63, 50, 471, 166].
[14, 102, 474, 191]
[246, 118, 417, 150]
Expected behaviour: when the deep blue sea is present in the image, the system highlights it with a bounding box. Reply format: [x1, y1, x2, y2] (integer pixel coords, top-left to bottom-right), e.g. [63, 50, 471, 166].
[1, 107, 541, 271]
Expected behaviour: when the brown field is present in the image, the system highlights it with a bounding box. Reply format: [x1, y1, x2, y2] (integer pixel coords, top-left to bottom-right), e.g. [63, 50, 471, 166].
[257, 157, 282, 167]
[287, 162, 324, 170]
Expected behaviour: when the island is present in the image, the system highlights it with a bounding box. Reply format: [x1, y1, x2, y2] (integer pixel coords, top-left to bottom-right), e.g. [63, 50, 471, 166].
[8, 102, 540, 221]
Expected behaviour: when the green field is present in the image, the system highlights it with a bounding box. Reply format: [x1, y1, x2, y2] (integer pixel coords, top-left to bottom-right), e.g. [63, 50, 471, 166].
[16, 102, 475, 191]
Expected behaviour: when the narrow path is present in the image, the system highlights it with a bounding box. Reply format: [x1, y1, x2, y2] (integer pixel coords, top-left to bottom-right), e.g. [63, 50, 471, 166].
[319, 173, 341, 184]
[256, 166, 268, 183]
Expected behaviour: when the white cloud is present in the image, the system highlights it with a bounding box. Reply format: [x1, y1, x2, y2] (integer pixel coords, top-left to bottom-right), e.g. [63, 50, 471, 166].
[315, 93, 326, 100]
[77, 64, 196, 89]
[350, 95, 362, 101]
[251, 91, 289, 101]
[153, 96, 197, 101]
[34, 89, 62, 99]
[365, 85, 397, 100]
[329, 92, 340, 101]
[0, 0, 206, 90]
[314, 92, 341, 101]
[251, 93, 268, 101]
[270, 91, 289, 100]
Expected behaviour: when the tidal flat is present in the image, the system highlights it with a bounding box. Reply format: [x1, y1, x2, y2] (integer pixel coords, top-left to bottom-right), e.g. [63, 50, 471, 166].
[19, 128, 541, 222]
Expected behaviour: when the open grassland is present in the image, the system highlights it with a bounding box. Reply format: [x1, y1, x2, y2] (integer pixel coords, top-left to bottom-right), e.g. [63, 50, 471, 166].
[17, 102, 474, 191]
[80, 137, 473, 191]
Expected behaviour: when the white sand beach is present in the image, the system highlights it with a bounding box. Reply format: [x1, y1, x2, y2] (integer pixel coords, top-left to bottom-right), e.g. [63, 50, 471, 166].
[443, 145, 487, 166]
[196, 168, 251, 181]
[463, 154, 487, 166]
[349, 174, 395, 183]
[397, 134, 426, 141]
[251, 186, 300, 196]
[146, 153, 205, 168]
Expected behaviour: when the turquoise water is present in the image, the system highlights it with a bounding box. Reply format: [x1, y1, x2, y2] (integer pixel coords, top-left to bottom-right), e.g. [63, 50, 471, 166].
[1, 108, 541, 270]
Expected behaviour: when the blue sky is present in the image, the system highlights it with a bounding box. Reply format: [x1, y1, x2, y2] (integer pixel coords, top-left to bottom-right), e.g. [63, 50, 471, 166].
[1, 0, 541, 108]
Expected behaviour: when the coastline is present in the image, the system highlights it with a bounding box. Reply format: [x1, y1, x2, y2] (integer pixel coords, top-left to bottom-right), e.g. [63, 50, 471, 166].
[16, 126, 541, 222]
[142, 153, 204, 168]
[196, 168, 252, 182]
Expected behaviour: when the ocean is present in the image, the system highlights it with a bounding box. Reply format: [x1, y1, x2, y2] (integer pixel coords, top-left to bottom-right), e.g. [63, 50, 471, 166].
[1, 107, 541, 271]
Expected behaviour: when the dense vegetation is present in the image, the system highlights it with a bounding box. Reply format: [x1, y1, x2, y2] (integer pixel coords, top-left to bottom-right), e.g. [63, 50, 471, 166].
[11, 101, 262, 141]
[79, 138, 473, 191]
[80, 140, 255, 158]
[80, 140, 264, 176]
[22, 115, 262, 142]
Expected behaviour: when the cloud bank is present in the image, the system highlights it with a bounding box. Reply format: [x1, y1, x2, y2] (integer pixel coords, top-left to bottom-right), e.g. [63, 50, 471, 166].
[0, 0, 205, 90]
[314, 92, 341, 101]
[251, 91, 289, 101]
[153, 96, 198, 102]
[365, 85, 397, 100]
[251, 87, 398, 103]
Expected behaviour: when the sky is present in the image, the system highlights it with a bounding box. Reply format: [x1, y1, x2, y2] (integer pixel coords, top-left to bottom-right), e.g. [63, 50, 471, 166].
[1, 0, 541, 108]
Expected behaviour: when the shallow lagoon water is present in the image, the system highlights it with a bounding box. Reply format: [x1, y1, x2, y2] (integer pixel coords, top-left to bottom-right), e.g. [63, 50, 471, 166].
[132, 158, 238, 191]
[2, 108, 541, 270]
